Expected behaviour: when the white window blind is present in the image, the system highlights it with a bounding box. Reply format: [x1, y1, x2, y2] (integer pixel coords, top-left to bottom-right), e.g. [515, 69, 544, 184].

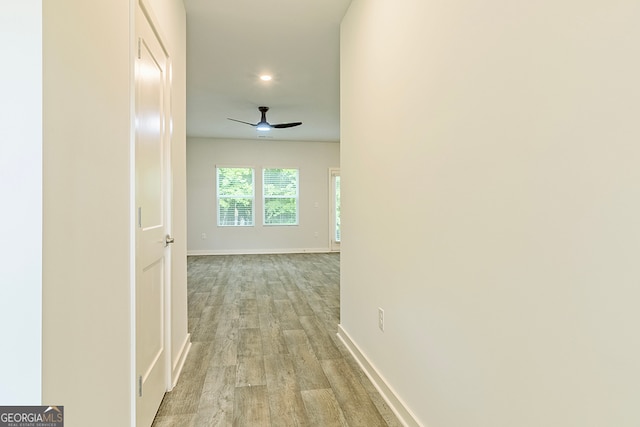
[263, 168, 299, 225]
[334, 174, 341, 242]
[217, 167, 254, 226]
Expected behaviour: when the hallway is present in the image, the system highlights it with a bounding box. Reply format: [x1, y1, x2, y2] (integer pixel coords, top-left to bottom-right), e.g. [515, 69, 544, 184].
[152, 254, 401, 426]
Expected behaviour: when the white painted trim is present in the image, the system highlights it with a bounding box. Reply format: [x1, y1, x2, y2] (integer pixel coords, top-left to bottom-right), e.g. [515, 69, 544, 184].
[129, 0, 138, 424]
[138, 0, 169, 56]
[170, 334, 191, 390]
[187, 248, 332, 256]
[337, 325, 424, 427]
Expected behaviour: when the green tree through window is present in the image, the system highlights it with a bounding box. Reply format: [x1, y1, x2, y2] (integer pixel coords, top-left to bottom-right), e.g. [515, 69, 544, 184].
[217, 167, 254, 226]
[263, 168, 299, 225]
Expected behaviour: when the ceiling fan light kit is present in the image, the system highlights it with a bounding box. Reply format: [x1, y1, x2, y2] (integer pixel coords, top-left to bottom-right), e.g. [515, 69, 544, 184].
[228, 106, 302, 132]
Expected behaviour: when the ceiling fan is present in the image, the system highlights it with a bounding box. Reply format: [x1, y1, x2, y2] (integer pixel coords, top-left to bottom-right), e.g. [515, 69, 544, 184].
[227, 106, 302, 131]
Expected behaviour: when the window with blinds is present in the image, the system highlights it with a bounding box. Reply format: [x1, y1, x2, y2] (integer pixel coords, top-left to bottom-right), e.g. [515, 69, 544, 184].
[334, 174, 341, 242]
[216, 167, 254, 226]
[263, 168, 299, 225]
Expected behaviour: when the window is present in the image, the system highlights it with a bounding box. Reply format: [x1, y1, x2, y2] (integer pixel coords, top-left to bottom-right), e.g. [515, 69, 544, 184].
[333, 172, 341, 243]
[263, 168, 299, 225]
[217, 167, 254, 226]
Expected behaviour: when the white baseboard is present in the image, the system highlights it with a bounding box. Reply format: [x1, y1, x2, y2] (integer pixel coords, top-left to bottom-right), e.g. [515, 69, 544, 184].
[170, 333, 191, 390]
[337, 325, 423, 427]
[187, 248, 332, 256]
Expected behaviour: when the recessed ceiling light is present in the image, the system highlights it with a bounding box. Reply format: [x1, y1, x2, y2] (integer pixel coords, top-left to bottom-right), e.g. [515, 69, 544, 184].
[259, 74, 272, 82]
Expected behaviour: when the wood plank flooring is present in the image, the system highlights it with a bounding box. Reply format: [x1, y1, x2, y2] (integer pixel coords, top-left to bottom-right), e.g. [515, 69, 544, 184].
[152, 253, 401, 427]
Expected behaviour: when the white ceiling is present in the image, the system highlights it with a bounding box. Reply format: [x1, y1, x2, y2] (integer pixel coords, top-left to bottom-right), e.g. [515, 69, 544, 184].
[183, 0, 352, 142]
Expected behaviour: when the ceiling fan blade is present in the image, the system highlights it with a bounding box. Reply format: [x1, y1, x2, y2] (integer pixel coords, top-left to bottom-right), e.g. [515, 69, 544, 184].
[271, 122, 302, 129]
[227, 118, 256, 126]
[228, 108, 301, 130]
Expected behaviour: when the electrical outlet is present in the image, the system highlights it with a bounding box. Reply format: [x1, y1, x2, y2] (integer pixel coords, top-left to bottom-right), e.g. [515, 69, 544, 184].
[378, 307, 384, 332]
[201, 233, 207, 239]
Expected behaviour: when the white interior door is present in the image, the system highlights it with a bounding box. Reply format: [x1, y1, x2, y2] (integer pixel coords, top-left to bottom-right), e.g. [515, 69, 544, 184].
[330, 168, 341, 251]
[135, 2, 171, 426]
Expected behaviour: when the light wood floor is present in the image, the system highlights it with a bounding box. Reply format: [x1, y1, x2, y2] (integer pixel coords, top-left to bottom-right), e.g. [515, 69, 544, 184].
[151, 253, 401, 427]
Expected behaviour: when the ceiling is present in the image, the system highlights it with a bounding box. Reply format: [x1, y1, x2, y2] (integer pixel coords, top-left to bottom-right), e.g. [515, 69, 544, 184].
[183, 0, 352, 142]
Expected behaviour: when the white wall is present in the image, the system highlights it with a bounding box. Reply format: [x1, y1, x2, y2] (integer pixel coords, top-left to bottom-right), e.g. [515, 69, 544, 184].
[340, 1, 640, 426]
[42, 0, 187, 426]
[187, 137, 340, 254]
[42, 1, 132, 424]
[0, 0, 42, 405]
